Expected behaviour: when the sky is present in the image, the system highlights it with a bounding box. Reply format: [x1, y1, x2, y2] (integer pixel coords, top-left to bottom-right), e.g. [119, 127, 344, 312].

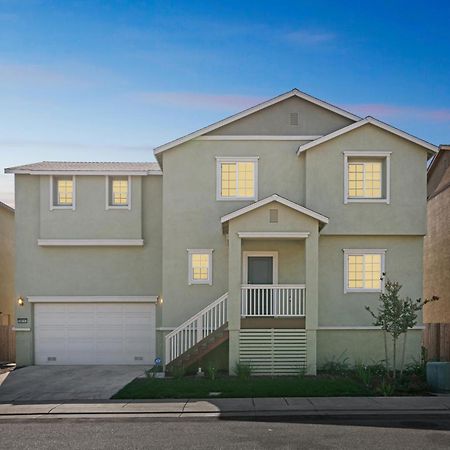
[1, 0, 450, 206]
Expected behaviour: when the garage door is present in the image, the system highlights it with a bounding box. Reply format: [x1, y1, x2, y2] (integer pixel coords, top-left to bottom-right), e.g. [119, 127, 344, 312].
[34, 302, 155, 365]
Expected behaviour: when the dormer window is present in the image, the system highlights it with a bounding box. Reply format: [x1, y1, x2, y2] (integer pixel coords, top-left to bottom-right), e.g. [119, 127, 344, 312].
[344, 151, 391, 204]
[216, 157, 258, 201]
[50, 176, 75, 210]
[107, 176, 130, 209]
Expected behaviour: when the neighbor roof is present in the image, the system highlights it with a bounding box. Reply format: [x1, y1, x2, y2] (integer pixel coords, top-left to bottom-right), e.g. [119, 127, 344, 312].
[220, 194, 329, 226]
[428, 144, 450, 176]
[5, 161, 162, 175]
[153, 88, 361, 156]
[0, 201, 14, 213]
[297, 116, 438, 156]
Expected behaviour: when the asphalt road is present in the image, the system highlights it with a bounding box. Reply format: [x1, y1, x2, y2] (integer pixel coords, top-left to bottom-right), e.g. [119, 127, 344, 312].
[1, 416, 450, 449]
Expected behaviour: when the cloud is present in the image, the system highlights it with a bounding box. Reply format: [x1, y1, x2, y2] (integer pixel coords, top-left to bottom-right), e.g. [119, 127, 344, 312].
[131, 91, 267, 111]
[0, 139, 154, 152]
[345, 103, 450, 123]
[284, 30, 336, 45]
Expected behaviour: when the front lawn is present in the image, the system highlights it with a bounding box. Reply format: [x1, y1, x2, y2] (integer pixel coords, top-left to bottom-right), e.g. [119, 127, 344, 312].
[112, 375, 371, 399]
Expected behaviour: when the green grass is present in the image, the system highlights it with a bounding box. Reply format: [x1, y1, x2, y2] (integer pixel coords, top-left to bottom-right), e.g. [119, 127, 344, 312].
[112, 375, 371, 399]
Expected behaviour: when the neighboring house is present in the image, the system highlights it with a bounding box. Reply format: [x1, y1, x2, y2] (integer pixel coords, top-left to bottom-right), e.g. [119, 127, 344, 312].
[6, 89, 437, 374]
[0, 201, 14, 326]
[424, 144, 450, 361]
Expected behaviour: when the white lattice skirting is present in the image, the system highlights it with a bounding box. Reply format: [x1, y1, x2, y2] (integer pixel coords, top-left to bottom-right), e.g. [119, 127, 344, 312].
[239, 329, 307, 375]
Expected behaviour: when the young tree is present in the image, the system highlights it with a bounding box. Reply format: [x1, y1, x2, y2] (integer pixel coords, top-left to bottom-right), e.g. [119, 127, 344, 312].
[366, 280, 437, 379]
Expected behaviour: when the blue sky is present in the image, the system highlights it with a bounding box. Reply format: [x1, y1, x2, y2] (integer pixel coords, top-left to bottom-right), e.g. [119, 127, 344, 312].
[1, 0, 449, 206]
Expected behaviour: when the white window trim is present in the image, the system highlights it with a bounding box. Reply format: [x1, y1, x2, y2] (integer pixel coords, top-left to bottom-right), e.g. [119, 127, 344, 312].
[106, 175, 131, 210]
[49, 175, 76, 211]
[216, 156, 259, 201]
[343, 248, 386, 294]
[343, 151, 391, 204]
[242, 251, 279, 285]
[187, 249, 213, 285]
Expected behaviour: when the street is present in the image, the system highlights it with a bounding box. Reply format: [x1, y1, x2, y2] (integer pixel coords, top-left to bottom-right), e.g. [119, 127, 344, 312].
[1, 416, 450, 449]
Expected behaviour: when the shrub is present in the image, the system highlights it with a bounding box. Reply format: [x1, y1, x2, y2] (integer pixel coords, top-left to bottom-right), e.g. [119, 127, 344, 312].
[171, 365, 186, 380]
[354, 363, 372, 388]
[376, 378, 395, 396]
[206, 364, 218, 381]
[320, 351, 351, 375]
[235, 362, 252, 380]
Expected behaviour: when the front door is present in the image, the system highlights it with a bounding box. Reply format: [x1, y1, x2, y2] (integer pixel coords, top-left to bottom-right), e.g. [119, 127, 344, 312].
[247, 256, 274, 284]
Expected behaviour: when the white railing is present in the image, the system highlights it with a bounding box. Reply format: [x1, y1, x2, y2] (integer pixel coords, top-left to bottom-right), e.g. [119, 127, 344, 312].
[165, 293, 228, 365]
[241, 285, 306, 317]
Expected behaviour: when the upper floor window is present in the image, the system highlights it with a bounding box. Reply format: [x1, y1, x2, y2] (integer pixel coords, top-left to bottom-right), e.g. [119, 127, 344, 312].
[343, 249, 386, 293]
[107, 176, 130, 209]
[50, 176, 75, 210]
[216, 157, 258, 201]
[344, 151, 391, 204]
[188, 249, 213, 285]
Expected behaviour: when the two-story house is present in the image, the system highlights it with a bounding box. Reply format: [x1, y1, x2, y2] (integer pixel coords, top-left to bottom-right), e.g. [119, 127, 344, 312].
[6, 89, 437, 375]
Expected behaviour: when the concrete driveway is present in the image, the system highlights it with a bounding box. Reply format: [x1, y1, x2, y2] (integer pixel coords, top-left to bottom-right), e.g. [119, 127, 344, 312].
[0, 366, 147, 402]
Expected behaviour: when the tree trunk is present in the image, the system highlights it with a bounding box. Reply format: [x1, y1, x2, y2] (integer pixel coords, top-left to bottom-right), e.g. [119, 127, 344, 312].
[392, 337, 397, 380]
[400, 332, 407, 376]
[383, 330, 389, 372]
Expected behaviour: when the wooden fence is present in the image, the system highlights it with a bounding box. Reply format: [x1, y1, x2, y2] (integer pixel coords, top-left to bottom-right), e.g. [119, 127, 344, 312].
[423, 323, 450, 362]
[0, 314, 15, 363]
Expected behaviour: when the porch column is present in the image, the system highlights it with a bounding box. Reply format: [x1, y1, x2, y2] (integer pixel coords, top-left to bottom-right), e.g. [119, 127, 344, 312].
[305, 227, 319, 375]
[228, 231, 241, 374]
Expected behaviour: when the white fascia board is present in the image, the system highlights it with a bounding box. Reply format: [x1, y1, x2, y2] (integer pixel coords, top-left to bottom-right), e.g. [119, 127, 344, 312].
[37, 239, 144, 246]
[28, 296, 158, 303]
[154, 89, 360, 155]
[5, 169, 162, 176]
[196, 135, 323, 141]
[297, 117, 438, 155]
[238, 232, 310, 239]
[220, 194, 329, 224]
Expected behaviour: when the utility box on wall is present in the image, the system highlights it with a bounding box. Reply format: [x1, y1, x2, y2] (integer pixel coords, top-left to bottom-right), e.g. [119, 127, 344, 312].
[426, 362, 450, 393]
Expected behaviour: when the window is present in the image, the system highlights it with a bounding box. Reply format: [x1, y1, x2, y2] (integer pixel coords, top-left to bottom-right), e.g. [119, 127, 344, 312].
[107, 176, 130, 209]
[188, 249, 213, 285]
[50, 176, 75, 210]
[216, 157, 258, 200]
[344, 151, 391, 204]
[344, 249, 386, 293]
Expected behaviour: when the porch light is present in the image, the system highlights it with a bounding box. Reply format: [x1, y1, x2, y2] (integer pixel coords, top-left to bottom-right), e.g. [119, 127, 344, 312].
[157, 296, 164, 305]
[17, 297, 24, 306]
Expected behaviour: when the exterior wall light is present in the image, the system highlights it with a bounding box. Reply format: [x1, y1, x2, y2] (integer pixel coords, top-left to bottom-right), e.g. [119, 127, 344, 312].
[157, 296, 164, 305]
[17, 297, 25, 306]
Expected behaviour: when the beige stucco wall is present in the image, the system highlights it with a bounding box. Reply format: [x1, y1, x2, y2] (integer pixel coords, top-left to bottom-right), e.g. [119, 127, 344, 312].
[305, 124, 428, 235]
[0, 205, 15, 322]
[424, 189, 450, 323]
[207, 96, 354, 136]
[319, 235, 424, 326]
[40, 175, 142, 239]
[14, 174, 162, 366]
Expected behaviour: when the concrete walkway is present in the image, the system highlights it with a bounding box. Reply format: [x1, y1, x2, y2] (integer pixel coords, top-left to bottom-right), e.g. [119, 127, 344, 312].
[1, 396, 450, 419]
[0, 366, 148, 402]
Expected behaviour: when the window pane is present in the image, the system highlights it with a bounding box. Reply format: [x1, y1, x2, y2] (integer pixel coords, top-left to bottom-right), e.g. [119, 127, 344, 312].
[347, 161, 383, 199]
[220, 161, 255, 198]
[56, 178, 73, 205]
[111, 177, 128, 205]
[191, 253, 210, 281]
[348, 253, 382, 290]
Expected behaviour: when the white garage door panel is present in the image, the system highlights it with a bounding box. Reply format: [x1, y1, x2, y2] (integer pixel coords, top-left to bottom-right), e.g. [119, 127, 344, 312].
[35, 302, 155, 365]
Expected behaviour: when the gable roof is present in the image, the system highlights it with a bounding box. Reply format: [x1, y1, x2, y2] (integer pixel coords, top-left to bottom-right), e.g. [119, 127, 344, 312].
[297, 116, 438, 156]
[153, 88, 361, 157]
[428, 144, 450, 177]
[5, 161, 162, 176]
[220, 194, 329, 226]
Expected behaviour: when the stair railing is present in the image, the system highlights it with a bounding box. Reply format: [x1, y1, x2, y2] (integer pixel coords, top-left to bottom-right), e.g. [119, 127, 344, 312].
[165, 292, 228, 365]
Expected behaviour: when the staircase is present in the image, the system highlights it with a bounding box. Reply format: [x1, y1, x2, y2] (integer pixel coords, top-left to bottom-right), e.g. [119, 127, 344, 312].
[165, 293, 228, 372]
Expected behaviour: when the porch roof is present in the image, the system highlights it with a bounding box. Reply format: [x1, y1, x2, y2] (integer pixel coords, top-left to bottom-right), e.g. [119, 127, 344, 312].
[220, 194, 329, 228]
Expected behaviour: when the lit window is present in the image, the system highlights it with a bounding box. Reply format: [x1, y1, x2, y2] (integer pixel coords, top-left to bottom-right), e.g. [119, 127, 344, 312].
[188, 249, 213, 285]
[217, 158, 258, 200]
[108, 176, 130, 208]
[52, 176, 75, 209]
[348, 162, 382, 198]
[344, 152, 391, 204]
[344, 249, 385, 293]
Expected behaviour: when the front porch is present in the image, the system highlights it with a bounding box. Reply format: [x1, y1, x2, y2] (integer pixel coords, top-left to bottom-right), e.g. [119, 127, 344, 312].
[223, 195, 329, 375]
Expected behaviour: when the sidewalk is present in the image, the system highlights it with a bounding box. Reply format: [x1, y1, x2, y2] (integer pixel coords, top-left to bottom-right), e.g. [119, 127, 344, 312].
[1, 396, 450, 419]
